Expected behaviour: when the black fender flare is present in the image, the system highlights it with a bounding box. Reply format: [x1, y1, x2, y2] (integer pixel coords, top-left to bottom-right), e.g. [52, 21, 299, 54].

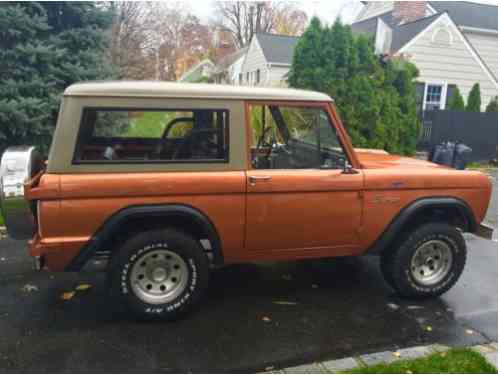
[366, 197, 476, 255]
[65, 204, 223, 271]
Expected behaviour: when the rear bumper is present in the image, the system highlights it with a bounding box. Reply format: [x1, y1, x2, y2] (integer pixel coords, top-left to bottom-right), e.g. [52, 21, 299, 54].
[476, 223, 494, 240]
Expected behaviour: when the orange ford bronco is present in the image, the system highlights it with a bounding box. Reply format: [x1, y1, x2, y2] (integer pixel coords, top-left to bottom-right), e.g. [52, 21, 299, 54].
[0, 82, 493, 319]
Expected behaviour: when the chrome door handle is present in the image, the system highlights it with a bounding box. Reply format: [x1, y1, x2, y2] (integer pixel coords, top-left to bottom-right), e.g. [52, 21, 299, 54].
[249, 175, 272, 185]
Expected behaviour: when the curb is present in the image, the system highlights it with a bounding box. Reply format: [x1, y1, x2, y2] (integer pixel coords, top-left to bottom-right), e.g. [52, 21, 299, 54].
[264, 342, 498, 373]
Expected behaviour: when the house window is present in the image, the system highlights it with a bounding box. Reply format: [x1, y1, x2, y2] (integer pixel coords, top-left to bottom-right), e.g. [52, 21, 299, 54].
[256, 69, 260, 84]
[246, 72, 250, 84]
[239, 73, 242, 85]
[423, 83, 447, 111]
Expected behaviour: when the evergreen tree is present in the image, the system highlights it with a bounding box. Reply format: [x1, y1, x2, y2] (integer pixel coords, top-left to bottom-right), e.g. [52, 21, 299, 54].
[288, 17, 326, 91]
[448, 87, 465, 110]
[486, 96, 498, 113]
[288, 17, 420, 155]
[466, 83, 482, 112]
[0, 2, 114, 154]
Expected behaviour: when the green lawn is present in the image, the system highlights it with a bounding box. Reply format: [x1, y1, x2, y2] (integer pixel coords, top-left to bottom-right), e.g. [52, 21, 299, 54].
[346, 349, 496, 374]
[0, 212, 4, 226]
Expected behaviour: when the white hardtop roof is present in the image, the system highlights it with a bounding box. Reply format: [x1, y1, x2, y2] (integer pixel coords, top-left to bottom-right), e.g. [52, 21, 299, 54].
[64, 81, 333, 102]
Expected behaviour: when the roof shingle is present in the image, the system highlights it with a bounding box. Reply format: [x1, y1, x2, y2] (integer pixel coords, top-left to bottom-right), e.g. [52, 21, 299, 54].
[391, 13, 443, 52]
[430, 1, 498, 31]
[255, 33, 299, 65]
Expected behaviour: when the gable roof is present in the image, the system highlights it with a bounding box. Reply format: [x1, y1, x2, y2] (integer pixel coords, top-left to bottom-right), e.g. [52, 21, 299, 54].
[356, 2, 498, 31]
[255, 33, 298, 65]
[391, 13, 442, 52]
[429, 1, 498, 31]
[212, 47, 248, 74]
[396, 11, 498, 87]
[178, 59, 214, 82]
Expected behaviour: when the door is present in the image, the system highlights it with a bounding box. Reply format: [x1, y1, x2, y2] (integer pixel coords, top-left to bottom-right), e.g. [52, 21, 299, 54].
[245, 103, 363, 256]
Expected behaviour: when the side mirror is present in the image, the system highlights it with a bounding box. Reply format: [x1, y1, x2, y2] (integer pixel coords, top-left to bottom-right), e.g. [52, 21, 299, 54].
[340, 157, 357, 174]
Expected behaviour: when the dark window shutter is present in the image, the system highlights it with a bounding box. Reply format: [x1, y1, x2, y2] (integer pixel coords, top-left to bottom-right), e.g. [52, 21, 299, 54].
[416, 82, 425, 116]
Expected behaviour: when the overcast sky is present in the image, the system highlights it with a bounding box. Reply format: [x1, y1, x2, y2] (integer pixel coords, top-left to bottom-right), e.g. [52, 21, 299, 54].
[184, 0, 363, 25]
[182, 0, 498, 25]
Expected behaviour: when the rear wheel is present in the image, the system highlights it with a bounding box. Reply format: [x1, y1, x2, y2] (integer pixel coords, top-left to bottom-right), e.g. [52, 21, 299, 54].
[381, 223, 466, 298]
[108, 229, 209, 320]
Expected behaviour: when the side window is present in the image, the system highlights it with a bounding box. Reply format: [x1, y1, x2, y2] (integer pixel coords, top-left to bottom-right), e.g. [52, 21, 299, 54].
[249, 104, 347, 170]
[74, 109, 229, 163]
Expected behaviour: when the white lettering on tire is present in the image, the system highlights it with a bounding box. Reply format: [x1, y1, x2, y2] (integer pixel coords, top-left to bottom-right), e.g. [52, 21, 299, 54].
[120, 242, 197, 315]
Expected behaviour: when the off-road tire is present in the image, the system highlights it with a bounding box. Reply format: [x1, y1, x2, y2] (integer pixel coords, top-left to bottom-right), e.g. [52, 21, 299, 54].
[380, 254, 395, 289]
[381, 223, 466, 298]
[108, 229, 209, 320]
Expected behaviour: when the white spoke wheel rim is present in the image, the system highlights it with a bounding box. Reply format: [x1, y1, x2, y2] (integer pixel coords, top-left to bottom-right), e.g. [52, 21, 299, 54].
[130, 249, 189, 305]
[410, 239, 453, 286]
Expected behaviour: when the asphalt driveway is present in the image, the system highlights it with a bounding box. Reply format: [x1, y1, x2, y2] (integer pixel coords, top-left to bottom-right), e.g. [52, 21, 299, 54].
[1, 234, 498, 373]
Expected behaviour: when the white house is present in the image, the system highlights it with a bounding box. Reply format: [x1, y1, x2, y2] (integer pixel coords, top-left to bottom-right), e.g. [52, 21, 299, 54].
[212, 47, 248, 85]
[352, 1, 498, 112]
[178, 59, 215, 83]
[239, 33, 298, 87]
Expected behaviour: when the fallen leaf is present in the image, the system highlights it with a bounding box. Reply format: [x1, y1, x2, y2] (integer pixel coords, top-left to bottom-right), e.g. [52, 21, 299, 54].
[75, 284, 92, 291]
[61, 291, 75, 301]
[273, 301, 298, 306]
[311, 284, 318, 289]
[393, 351, 401, 357]
[262, 316, 271, 322]
[440, 352, 447, 358]
[265, 366, 275, 371]
[21, 284, 38, 293]
[407, 305, 423, 310]
[387, 303, 399, 310]
[426, 326, 433, 332]
[0, 257, 5, 262]
[406, 370, 413, 374]
[465, 329, 474, 335]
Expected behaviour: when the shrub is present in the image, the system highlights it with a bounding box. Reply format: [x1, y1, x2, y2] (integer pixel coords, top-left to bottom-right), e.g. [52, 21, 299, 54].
[448, 87, 465, 110]
[486, 96, 498, 113]
[466, 83, 482, 112]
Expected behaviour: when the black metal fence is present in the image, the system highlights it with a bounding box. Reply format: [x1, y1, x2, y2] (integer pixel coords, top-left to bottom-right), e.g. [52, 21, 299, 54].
[420, 110, 498, 162]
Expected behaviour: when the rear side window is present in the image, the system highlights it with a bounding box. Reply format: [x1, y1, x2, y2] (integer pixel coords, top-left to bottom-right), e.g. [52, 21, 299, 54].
[73, 108, 229, 163]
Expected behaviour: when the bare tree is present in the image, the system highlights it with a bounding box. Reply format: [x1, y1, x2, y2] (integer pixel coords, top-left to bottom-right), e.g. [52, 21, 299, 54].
[274, 4, 308, 36]
[214, 1, 308, 48]
[109, 2, 157, 79]
[109, 2, 215, 81]
[147, 2, 213, 80]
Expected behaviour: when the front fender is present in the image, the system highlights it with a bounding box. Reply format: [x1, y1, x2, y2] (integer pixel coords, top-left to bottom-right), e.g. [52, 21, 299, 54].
[366, 197, 477, 255]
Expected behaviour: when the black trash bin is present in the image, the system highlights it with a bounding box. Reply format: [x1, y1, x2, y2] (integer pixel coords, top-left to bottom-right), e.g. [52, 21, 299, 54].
[429, 141, 472, 170]
[453, 142, 472, 170]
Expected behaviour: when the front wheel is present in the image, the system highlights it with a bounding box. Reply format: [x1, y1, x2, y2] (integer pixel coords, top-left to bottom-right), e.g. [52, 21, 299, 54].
[381, 223, 466, 298]
[108, 229, 209, 320]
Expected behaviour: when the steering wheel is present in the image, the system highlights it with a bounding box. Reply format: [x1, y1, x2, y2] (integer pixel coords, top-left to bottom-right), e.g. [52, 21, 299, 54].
[157, 117, 194, 158]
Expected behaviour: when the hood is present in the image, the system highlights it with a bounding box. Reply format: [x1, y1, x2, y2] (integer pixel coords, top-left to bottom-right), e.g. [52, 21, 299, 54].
[356, 149, 491, 192]
[356, 151, 448, 169]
